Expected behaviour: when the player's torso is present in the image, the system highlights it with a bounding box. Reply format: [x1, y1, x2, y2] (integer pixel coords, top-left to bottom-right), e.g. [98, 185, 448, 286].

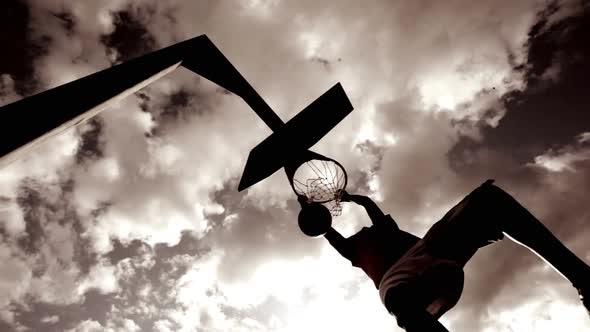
[348, 223, 420, 287]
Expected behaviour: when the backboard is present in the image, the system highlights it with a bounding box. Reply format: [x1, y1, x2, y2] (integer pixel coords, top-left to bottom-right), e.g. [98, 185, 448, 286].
[237, 82, 354, 191]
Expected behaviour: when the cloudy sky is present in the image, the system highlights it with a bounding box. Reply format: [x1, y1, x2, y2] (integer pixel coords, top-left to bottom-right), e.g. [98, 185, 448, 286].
[1, 0, 590, 331]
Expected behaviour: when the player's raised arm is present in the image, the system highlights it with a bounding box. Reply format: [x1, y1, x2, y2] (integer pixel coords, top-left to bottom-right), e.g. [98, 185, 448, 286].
[323, 227, 352, 260]
[341, 191, 387, 226]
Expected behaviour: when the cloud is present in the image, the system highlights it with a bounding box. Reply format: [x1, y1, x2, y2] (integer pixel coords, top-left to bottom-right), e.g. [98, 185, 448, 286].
[66, 319, 104, 332]
[41, 315, 60, 324]
[79, 259, 120, 295]
[153, 320, 174, 332]
[537, 0, 587, 34]
[0, 195, 25, 238]
[0, 178, 120, 325]
[65, 318, 141, 332]
[0, 75, 21, 106]
[530, 132, 590, 172]
[156, 246, 397, 332]
[0, 243, 32, 324]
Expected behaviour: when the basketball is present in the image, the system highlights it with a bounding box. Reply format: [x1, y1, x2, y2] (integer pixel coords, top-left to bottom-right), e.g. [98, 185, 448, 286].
[298, 202, 332, 237]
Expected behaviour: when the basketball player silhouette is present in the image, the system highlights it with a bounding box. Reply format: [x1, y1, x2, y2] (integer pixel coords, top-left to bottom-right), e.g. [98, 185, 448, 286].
[299, 180, 590, 331]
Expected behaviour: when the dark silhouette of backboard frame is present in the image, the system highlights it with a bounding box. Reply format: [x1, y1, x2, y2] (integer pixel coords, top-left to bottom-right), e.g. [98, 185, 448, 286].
[0, 35, 354, 191]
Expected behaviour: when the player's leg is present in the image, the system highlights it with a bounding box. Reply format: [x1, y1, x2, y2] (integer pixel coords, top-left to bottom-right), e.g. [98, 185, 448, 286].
[384, 284, 451, 332]
[420, 181, 505, 267]
[421, 179, 590, 313]
[427, 180, 589, 284]
[481, 183, 590, 311]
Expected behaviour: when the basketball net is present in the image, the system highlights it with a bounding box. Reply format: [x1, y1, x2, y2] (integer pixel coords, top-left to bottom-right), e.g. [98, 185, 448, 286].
[292, 159, 347, 217]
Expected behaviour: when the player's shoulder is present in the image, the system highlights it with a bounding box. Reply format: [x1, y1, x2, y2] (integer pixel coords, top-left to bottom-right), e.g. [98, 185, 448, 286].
[348, 226, 372, 240]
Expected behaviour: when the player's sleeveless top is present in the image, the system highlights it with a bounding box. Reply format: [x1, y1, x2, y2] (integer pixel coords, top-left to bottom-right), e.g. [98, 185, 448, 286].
[346, 215, 420, 288]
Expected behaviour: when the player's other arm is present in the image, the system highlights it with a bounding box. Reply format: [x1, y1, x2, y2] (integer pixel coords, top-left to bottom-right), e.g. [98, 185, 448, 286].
[341, 191, 387, 226]
[324, 227, 352, 259]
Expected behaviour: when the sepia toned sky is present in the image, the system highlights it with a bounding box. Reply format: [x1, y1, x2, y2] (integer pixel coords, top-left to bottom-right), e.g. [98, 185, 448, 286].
[1, 0, 590, 331]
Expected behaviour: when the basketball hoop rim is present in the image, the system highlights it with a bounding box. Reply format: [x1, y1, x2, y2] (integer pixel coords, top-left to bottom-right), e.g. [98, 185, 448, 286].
[288, 156, 348, 204]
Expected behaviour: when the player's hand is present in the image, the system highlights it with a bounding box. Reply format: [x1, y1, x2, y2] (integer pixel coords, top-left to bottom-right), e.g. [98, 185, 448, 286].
[339, 190, 351, 202]
[297, 195, 309, 207]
